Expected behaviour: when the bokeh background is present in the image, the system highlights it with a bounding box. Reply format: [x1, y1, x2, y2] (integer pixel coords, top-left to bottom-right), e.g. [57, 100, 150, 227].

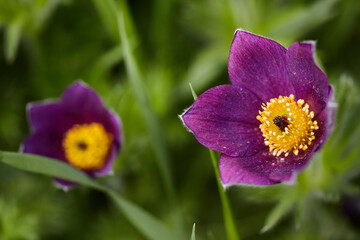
[1, 0, 360, 239]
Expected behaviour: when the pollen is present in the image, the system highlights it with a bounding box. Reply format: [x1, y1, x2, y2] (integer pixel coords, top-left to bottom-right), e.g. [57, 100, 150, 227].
[256, 95, 318, 157]
[62, 123, 113, 170]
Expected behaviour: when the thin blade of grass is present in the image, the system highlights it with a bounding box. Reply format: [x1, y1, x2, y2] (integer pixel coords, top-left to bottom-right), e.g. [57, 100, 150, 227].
[5, 19, 23, 63]
[117, 10, 185, 237]
[190, 223, 196, 240]
[261, 198, 293, 233]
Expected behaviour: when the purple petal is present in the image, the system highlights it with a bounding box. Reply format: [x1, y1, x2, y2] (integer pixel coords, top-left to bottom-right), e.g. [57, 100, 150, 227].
[102, 109, 122, 152]
[60, 81, 121, 145]
[27, 102, 74, 133]
[312, 99, 334, 152]
[324, 86, 336, 138]
[228, 30, 295, 101]
[60, 81, 106, 122]
[93, 144, 118, 176]
[286, 41, 331, 114]
[21, 131, 67, 162]
[219, 150, 308, 187]
[219, 153, 281, 186]
[181, 85, 265, 157]
[54, 178, 78, 191]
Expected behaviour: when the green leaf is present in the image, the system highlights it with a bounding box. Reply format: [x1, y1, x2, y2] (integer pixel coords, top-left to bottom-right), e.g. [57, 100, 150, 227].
[5, 19, 23, 63]
[0, 151, 101, 189]
[190, 223, 196, 240]
[0, 151, 182, 240]
[261, 198, 294, 233]
[107, 190, 183, 240]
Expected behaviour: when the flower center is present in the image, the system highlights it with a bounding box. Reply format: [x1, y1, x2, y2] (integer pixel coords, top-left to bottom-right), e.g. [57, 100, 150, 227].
[256, 95, 319, 157]
[62, 123, 113, 170]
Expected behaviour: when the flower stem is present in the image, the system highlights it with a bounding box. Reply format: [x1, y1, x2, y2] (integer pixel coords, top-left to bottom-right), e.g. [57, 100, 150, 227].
[209, 150, 240, 240]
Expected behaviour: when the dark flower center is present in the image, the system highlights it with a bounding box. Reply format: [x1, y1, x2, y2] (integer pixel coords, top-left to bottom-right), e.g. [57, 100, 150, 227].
[77, 141, 88, 150]
[273, 115, 289, 132]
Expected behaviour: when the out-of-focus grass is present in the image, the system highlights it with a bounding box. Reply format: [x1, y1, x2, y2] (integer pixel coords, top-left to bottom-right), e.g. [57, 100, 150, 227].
[1, 0, 360, 239]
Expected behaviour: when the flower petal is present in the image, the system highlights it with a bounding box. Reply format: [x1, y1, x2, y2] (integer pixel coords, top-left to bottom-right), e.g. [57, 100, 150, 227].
[286, 41, 331, 114]
[60, 81, 106, 122]
[181, 85, 265, 157]
[54, 178, 77, 191]
[61, 81, 121, 142]
[21, 131, 66, 162]
[228, 30, 294, 101]
[219, 151, 307, 187]
[93, 144, 118, 176]
[311, 97, 334, 152]
[27, 102, 74, 133]
[325, 86, 336, 137]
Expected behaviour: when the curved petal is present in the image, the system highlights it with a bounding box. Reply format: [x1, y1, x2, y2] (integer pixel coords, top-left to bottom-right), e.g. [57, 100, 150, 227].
[181, 85, 265, 157]
[219, 153, 281, 186]
[312, 99, 333, 152]
[286, 41, 331, 114]
[93, 144, 118, 176]
[228, 29, 294, 101]
[324, 86, 336, 139]
[60, 81, 122, 140]
[102, 110, 122, 151]
[54, 178, 78, 191]
[60, 81, 108, 123]
[21, 131, 66, 162]
[219, 150, 308, 187]
[27, 102, 74, 133]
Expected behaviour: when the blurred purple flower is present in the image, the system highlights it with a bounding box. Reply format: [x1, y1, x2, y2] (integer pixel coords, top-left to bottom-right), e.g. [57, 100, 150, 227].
[181, 30, 336, 187]
[22, 81, 122, 190]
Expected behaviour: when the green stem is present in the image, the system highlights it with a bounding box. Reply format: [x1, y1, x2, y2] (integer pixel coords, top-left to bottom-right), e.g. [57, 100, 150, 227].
[190, 83, 239, 240]
[209, 150, 240, 240]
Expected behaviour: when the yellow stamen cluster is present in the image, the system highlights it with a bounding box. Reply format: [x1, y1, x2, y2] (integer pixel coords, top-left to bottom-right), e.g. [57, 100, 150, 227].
[63, 123, 113, 170]
[256, 95, 318, 157]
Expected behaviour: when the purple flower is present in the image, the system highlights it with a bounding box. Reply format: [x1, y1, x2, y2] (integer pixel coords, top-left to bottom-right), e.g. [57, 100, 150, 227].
[22, 81, 122, 190]
[181, 30, 336, 187]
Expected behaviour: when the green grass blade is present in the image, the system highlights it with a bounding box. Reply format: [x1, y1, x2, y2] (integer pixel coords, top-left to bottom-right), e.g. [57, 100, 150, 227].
[117, 10, 175, 203]
[190, 223, 196, 240]
[5, 19, 23, 63]
[0, 151, 182, 240]
[117, 10, 185, 236]
[189, 83, 198, 100]
[107, 190, 182, 240]
[92, 0, 118, 40]
[261, 198, 293, 233]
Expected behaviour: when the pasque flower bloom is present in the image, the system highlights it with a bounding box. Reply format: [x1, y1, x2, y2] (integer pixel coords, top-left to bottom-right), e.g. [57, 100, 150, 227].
[22, 81, 122, 190]
[181, 30, 336, 186]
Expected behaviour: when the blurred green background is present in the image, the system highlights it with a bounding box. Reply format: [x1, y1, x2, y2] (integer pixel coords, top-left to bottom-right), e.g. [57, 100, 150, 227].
[1, 0, 360, 239]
